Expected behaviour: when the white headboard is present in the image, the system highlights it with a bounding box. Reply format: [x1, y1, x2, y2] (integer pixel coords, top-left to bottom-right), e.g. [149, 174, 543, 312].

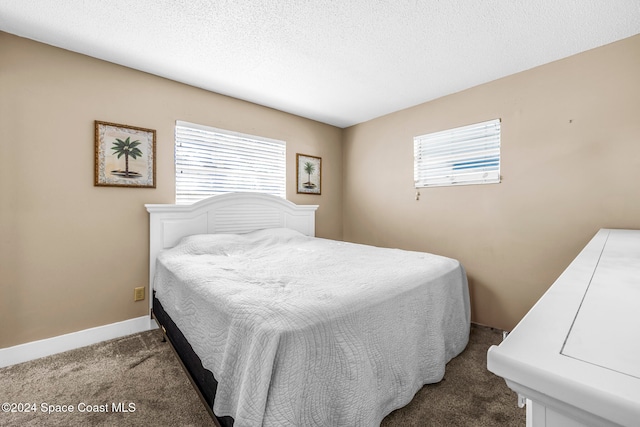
[145, 192, 319, 311]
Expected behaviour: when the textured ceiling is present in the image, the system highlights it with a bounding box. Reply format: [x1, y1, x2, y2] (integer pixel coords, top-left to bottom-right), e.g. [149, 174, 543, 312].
[1, 1, 639, 128]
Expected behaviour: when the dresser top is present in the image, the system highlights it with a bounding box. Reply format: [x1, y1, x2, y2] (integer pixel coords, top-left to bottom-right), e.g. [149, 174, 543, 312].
[487, 228, 640, 426]
[562, 229, 640, 379]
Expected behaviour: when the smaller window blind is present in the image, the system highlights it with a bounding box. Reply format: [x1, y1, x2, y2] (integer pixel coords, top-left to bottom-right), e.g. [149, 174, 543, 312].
[175, 121, 286, 204]
[414, 119, 501, 188]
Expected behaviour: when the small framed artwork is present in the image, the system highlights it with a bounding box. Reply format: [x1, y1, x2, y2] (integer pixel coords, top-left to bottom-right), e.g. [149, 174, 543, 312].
[296, 153, 321, 195]
[95, 121, 156, 188]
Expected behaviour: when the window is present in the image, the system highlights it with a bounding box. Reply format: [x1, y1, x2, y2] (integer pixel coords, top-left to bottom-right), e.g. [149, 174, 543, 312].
[175, 121, 286, 204]
[414, 119, 501, 188]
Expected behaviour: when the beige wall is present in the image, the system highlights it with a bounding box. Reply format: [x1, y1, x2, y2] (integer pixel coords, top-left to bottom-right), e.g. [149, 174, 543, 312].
[343, 34, 640, 331]
[3, 30, 639, 348]
[0, 32, 343, 347]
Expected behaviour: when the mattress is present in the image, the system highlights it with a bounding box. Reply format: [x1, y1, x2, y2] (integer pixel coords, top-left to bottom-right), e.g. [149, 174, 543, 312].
[154, 228, 470, 426]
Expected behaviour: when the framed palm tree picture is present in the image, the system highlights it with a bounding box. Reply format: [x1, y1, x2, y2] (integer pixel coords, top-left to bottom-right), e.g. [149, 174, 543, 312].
[95, 121, 156, 188]
[296, 153, 321, 195]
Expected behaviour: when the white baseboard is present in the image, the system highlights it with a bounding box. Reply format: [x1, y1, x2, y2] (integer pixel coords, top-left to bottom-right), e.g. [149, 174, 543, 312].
[0, 315, 158, 368]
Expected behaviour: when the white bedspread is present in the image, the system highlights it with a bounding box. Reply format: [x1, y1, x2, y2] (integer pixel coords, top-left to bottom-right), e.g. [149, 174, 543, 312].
[154, 228, 470, 427]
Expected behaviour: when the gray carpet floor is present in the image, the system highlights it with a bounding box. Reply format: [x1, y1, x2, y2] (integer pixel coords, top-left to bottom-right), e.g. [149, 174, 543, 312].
[1, 324, 524, 426]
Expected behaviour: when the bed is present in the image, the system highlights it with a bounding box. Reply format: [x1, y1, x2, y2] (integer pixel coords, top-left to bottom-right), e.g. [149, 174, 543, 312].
[145, 192, 470, 427]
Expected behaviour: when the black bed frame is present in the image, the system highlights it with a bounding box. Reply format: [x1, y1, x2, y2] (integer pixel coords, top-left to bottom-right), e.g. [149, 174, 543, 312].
[152, 294, 234, 427]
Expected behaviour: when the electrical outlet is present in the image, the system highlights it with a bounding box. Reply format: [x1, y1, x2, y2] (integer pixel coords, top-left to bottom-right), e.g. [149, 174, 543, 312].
[134, 287, 145, 302]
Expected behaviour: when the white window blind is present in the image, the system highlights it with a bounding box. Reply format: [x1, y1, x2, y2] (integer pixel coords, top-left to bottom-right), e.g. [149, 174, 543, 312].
[414, 119, 501, 188]
[175, 121, 286, 204]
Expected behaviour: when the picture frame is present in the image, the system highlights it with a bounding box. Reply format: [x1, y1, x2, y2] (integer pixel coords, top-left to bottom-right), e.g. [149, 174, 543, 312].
[95, 121, 156, 188]
[296, 153, 321, 195]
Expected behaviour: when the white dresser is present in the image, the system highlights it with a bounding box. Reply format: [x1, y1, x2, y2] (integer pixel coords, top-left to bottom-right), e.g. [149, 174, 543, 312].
[487, 229, 640, 427]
